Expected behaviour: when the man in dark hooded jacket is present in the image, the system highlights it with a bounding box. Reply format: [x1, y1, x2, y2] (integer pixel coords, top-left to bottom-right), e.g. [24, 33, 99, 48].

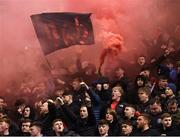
[51, 119, 79, 136]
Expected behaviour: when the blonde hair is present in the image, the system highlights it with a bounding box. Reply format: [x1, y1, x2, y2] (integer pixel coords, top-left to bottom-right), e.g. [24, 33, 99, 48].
[112, 86, 124, 96]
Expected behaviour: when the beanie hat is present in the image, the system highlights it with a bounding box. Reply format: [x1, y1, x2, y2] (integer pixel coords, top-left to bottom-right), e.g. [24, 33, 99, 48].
[167, 83, 176, 93]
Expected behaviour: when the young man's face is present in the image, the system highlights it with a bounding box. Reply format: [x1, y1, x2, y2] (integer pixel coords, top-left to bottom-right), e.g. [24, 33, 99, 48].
[165, 87, 174, 97]
[96, 84, 102, 91]
[138, 56, 146, 66]
[103, 83, 109, 90]
[53, 121, 64, 133]
[72, 81, 80, 91]
[63, 95, 72, 104]
[167, 103, 178, 113]
[162, 117, 172, 128]
[124, 107, 135, 118]
[98, 124, 109, 136]
[55, 90, 64, 97]
[115, 68, 124, 78]
[138, 91, 148, 103]
[23, 107, 31, 118]
[121, 124, 133, 135]
[158, 79, 168, 89]
[136, 116, 147, 129]
[30, 126, 41, 136]
[105, 112, 113, 122]
[0, 121, 8, 133]
[112, 88, 121, 101]
[137, 79, 144, 87]
[150, 103, 162, 115]
[21, 122, 31, 133]
[80, 106, 88, 119]
[40, 102, 48, 114]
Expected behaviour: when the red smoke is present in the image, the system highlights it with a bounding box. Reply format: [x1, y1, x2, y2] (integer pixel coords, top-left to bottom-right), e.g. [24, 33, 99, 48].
[0, 0, 180, 93]
[99, 32, 124, 72]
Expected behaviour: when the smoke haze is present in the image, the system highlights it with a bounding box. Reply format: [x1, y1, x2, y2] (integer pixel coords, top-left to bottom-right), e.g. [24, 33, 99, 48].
[0, 0, 180, 91]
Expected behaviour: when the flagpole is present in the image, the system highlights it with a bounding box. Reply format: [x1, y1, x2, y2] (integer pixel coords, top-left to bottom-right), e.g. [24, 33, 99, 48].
[45, 56, 53, 69]
[44, 56, 66, 87]
[43, 56, 54, 77]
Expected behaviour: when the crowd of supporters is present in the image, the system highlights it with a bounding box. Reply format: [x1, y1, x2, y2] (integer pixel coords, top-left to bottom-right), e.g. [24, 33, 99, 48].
[0, 25, 180, 136]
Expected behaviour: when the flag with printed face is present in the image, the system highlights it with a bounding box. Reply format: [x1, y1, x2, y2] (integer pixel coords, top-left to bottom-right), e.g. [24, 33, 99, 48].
[31, 12, 94, 55]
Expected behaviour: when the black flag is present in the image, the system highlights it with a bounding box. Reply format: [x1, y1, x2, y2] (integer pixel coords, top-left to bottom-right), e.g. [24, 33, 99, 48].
[31, 12, 94, 55]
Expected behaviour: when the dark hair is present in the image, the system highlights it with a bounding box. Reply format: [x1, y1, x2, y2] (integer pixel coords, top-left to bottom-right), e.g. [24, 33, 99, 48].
[52, 119, 63, 126]
[21, 119, 32, 124]
[55, 86, 65, 91]
[167, 99, 178, 106]
[140, 66, 150, 72]
[98, 119, 109, 126]
[138, 87, 151, 97]
[98, 77, 110, 84]
[72, 77, 83, 83]
[158, 75, 168, 81]
[62, 88, 73, 96]
[149, 98, 161, 105]
[138, 55, 146, 58]
[125, 104, 136, 110]
[135, 75, 147, 86]
[14, 98, 26, 107]
[40, 98, 49, 104]
[161, 113, 172, 120]
[120, 120, 133, 126]
[23, 105, 35, 120]
[0, 109, 6, 115]
[106, 108, 117, 120]
[114, 66, 125, 72]
[139, 113, 151, 125]
[0, 96, 5, 100]
[30, 121, 42, 129]
[80, 104, 88, 109]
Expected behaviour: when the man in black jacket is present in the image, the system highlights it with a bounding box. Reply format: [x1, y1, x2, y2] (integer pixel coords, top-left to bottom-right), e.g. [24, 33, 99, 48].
[75, 105, 96, 136]
[18, 119, 31, 136]
[29, 122, 43, 137]
[97, 119, 109, 137]
[36, 99, 57, 135]
[51, 119, 78, 136]
[137, 87, 151, 113]
[149, 98, 163, 128]
[62, 90, 80, 117]
[120, 104, 137, 128]
[134, 113, 160, 136]
[119, 120, 134, 136]
[159, 113, 180, 136]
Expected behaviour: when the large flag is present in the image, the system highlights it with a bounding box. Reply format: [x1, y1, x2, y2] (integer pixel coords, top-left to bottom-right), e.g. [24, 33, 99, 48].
[31, 12, 94, 55]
